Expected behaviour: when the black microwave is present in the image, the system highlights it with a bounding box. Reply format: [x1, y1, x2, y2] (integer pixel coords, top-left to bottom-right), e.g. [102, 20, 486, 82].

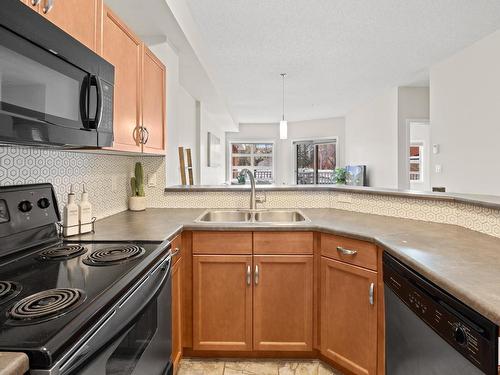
[0, 0, 114, 148]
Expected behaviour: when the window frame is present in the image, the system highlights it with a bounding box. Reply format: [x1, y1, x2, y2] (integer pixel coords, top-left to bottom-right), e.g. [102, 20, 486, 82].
[227, 140, 276, 184]
[293, 137, 339, 185]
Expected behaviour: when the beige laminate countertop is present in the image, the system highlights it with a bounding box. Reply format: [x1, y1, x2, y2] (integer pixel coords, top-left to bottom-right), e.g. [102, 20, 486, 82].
[75, 208, 500, 326]
[0, 352, 29, 375]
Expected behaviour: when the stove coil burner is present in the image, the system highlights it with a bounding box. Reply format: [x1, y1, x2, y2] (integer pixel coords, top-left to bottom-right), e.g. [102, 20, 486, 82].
[0, 281, 22, 305]
[83, 245, 145, 266]
[9, 288, 85, 324]
[39, 245, 88, 260]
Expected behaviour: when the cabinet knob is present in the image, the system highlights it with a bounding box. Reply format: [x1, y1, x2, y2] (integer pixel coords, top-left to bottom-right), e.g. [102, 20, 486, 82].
[369, 282, 375, 305]
[42, 0, 53, 13]
[142, 126, 150, 144]
[336, 246, 358, 256]
[246, 265, 251, 286]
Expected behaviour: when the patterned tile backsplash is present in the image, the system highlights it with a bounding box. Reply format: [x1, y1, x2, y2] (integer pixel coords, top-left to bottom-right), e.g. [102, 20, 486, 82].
[2, 145, 500, 238]
[0, 145, 166, 220]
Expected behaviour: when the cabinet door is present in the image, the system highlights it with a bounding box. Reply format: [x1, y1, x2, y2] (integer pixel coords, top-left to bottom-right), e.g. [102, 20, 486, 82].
[321, 257, 377, 375]
[101, 6, 142, 152]
[253, 255, 313, 351]
[171, 257, 183, 373]
[141, 46, 166, 154]
[193, 255, 253, 351]
[20, 0, 39, 11]
[40, 0, 101, 52]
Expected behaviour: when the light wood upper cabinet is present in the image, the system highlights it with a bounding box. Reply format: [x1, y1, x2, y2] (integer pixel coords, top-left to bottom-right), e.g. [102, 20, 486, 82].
[171, 256, 183, 374]
[321, 257, 378, 375]
[141, 46, 166, 154]
[20, 0, 39, 12]
[101, 6, 142, 152]
[193, 255, 253, 351]
[40, 0, 102, 52]
[253, 255, 313, 351]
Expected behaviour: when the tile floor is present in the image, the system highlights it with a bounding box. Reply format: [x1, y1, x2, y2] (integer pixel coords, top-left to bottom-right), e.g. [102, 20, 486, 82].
[177, 359, 344, 375]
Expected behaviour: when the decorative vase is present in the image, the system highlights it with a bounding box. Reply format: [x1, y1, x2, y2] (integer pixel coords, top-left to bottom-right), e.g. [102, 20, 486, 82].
[129, 196, 146, 211]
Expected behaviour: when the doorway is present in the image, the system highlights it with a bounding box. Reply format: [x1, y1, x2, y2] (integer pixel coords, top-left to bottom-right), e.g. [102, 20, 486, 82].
[406, 120, 430, 191]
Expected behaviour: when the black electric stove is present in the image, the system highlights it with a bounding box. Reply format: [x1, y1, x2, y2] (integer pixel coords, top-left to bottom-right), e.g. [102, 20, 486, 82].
[0, 184, 173, 375]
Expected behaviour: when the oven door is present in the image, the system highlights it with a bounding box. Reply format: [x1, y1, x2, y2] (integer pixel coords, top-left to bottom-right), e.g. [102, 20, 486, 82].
[0, 25, 97, 146]
[72, 272, 172, 375]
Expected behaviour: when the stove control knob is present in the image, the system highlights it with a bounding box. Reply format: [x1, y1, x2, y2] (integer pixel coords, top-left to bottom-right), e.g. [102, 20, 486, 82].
[18, 200, 33, 213]
[453, 324, 467, 346]
[37, 198, 51, 209]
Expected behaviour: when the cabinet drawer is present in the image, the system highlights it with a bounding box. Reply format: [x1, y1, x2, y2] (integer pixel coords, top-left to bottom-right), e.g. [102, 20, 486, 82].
[321, 233, 377, 271]
[254, 232, 313, 255]
[193, 231, 253, 255]
[171, 234, 182, 265]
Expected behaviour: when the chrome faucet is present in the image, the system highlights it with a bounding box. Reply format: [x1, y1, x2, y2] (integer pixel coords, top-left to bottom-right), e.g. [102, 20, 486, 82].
[239, 169, 257, 210]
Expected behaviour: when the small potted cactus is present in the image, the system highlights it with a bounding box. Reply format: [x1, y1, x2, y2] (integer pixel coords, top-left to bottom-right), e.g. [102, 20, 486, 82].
[129, 162, 146, 211]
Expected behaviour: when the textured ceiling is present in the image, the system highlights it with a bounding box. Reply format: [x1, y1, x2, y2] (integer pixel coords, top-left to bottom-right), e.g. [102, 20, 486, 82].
[185, 0, 500, 123]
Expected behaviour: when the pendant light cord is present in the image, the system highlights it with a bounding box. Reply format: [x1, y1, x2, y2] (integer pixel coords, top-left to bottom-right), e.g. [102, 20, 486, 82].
[281, 73, 287, 121]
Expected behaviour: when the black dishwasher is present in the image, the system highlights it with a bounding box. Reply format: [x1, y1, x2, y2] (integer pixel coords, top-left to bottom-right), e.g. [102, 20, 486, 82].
[383, 252, 498, 375]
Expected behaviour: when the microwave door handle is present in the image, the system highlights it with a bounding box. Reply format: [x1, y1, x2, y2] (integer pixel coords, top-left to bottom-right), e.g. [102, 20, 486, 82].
[79, 76, 90, 128]
[93, 76, 104, 129]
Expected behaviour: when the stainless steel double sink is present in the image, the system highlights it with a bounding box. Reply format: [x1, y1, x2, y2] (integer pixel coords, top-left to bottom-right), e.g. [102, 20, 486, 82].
[194, 209, 310, 224]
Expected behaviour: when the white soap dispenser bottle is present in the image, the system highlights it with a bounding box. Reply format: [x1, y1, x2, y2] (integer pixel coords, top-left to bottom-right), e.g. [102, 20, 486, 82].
[79, 184, 93, 234]
[63, 184, 79, 237]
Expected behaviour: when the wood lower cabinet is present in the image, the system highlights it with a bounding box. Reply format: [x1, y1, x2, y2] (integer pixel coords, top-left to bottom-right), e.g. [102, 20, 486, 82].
[193, 255, 253, 351]
[40, 0, 102, 52]
[321, 257, 378, 375]
[253, 255, 313, 351]
[141, 46, 166, 154]
[101, 6, 142, 152]
[171, 256, 183, 373]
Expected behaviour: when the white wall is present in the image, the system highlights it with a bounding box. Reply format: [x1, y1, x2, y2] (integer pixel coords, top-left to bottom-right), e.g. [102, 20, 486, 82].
[199, 106, 228, 184]
[345, 88, 399, 188]
[226, 117, 345, 185]
[149, 42, 198, 186]
[430, 29, 500, 195]
[397, 87, 430, 189]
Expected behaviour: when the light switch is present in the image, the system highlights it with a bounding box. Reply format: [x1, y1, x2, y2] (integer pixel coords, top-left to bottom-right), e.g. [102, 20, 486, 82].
[148, 173, 157, 187]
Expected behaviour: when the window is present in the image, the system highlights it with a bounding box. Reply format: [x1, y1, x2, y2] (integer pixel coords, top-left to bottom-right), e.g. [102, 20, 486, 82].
[295, 139, 337, 184]
[230, 142, 274, 184]
[409, 143, 423, 182]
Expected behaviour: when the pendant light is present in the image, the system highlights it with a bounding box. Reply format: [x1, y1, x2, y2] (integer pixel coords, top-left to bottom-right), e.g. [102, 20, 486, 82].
[279, 73, 288, 139]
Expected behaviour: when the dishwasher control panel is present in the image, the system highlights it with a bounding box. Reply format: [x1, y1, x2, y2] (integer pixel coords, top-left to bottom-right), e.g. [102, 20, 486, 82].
[384, 253, 498, 375]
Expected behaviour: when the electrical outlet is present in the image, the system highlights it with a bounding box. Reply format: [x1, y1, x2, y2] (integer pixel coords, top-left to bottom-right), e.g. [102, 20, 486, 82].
[335, 193, 352, 204]
[148, 173, 157, 187]
[435, 165, 442, 173]
[111, 176, 118, 192]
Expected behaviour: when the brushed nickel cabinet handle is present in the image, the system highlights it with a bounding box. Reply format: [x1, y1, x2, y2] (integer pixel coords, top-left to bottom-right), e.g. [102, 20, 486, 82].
[42, 0, 53, 13]
[31, 0, 41, 5]
[170, 247, 180, 257]
[254, 265, 259, 285]
[369, 283, 375, 305]
[246, 265, 251, 286]
[143, 126, 150, 144]
[336, 246, 358, 256]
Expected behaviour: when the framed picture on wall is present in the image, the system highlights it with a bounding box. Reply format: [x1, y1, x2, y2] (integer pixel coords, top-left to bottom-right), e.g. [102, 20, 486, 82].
[207, 132, 221, 167]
